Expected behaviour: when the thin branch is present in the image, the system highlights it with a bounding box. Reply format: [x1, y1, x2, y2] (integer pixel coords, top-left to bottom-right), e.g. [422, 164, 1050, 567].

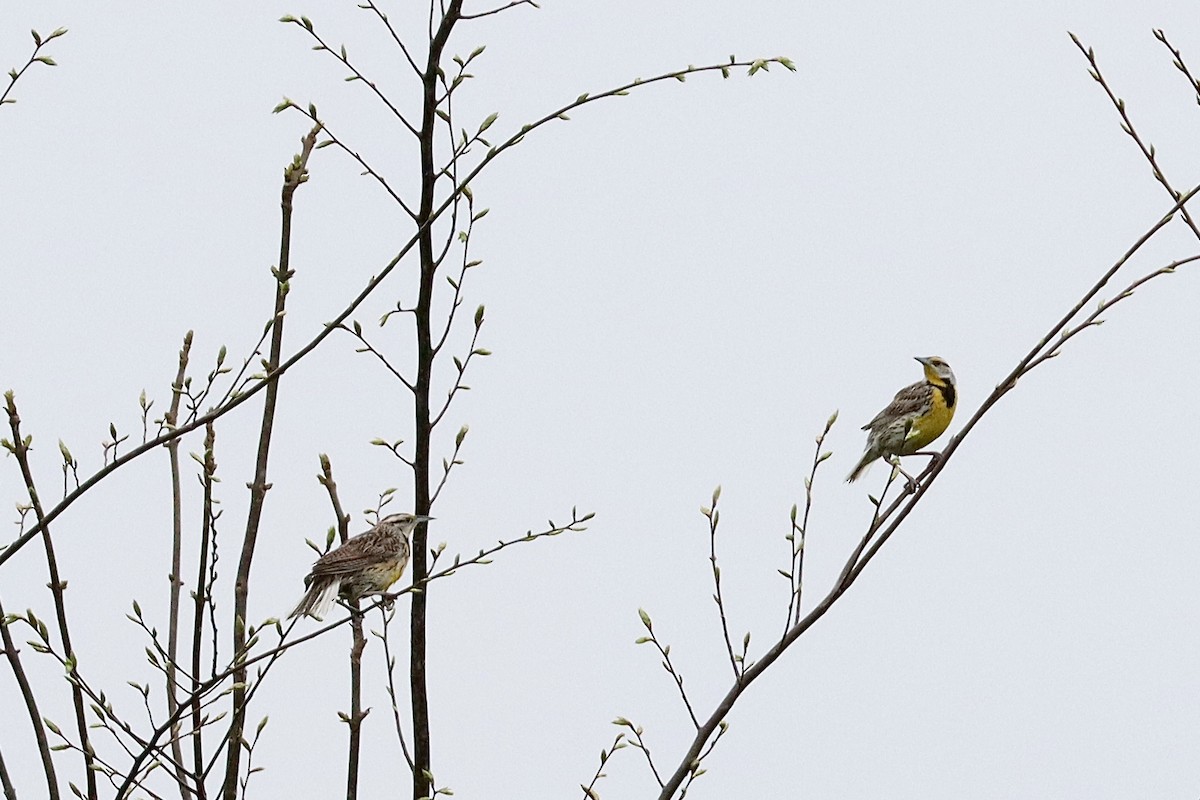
[16, 610, 199, 790]
[377, 605, 416, 773]
[307, 118, 417, 218]
[189, 423, 217, 800]
[1153, 29, 1200, 107]
[612, 718, 664, 787]
[118, 509, 591, 798]
[655, 187, 1200, 800]
[164, 331, 194, 800]
[3, 56, 793, 571]
[281, 16, 420, 137]
[3, 392, 97, 798]
[0, 597, 60, 800]
[1070, 32, 1200, 241]
[578, 732, 626, 800]
[678, 720, 729, 798]
[317, 455, 366, 800]
[429, 312, 486, 430]
[359, 1, 424, 79]
[186, 341, 240, 425]
[634, 609, 699, 729]
[1027, 254, 1200, 372]
[222, 123, 320, 800]
[784, 411, 837, 634]
[200, 619, 302, 786]
[431, 193, 478, 355]
[429, 425, 468, 505]
[0, 27, 67, 110]
[460, 0, 540, 20]
[0, 742, 17, 800]
[703, 488, 740, 680]
[339, 322, 417, 391]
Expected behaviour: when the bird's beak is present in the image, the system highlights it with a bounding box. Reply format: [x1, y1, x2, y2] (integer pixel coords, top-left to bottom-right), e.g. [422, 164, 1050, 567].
[914, 356, 932, 366]
[415, 515, 434, 522]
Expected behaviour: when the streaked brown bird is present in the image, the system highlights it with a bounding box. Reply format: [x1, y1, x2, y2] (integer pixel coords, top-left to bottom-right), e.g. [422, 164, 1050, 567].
[289, 512, 431, 619]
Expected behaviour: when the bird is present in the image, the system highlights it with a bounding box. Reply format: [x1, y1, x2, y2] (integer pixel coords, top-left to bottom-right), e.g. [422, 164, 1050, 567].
[846, 356, 957, 484]
[289, 512, 431, 619]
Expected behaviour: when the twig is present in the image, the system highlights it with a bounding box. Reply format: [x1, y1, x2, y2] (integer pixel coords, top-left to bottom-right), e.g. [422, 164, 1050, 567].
[1153, 29, 1200, 107]
[3, 392, 97, 798]
[461, 0, 540, 20]
[0, 742, 17, 800]
[0, 27, 67, 110]
[0, 595, 60, 799]
[358, 2, 423, 78]
[635, 610, 700, 729]
[783, 411, 836, 634]
[377, 606, 416, 773]
[430, 424, 469, 504]
[281, 15, 420, 139]
[612, 718, 663, 787]
[338, 321, 416, 392]
[702, 488, 740, 680]
[190, 422, 218, 800]
[1070, 32, 1200, 241]
[430, 305, 488, 430]
[579, 732, 626, 800]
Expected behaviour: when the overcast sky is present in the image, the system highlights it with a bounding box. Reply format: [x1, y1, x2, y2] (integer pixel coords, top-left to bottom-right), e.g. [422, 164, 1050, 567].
[2, 1, 1199, 798]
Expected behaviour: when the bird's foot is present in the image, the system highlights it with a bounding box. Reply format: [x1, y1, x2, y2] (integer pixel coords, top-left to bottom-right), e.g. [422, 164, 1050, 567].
[887, 456, 921, 493]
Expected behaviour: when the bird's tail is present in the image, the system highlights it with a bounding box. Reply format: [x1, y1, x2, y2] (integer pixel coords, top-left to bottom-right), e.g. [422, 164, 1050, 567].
[846, 450, 876, 483]
[289, 579, 339, 619]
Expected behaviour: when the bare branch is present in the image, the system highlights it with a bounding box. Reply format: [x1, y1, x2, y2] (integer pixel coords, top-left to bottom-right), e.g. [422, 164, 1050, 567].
[281, 15, 419, 137]
[4, 392, 97, 797]
[0, 27, 67, 111]
[1070, 32, 1200, 241]
[655, 187, 1200, 800]
[460, 0, 540, 21]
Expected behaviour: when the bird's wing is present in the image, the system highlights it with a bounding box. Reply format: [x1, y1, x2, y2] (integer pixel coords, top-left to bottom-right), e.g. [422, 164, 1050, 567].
[308, 533, 393, 578]
[861, 380, 931, 431]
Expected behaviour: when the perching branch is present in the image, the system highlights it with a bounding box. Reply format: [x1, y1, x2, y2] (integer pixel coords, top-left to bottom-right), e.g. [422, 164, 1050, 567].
[2, 54, 793, 572]
[653, 184, 1200, 800]
[316, 455, 366, 800]
[116, 509, 592, 798]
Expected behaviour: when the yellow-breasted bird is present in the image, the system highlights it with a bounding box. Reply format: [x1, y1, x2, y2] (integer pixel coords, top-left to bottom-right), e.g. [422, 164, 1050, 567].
[289, 512, 431, 619]
[846, 356, 957, 483]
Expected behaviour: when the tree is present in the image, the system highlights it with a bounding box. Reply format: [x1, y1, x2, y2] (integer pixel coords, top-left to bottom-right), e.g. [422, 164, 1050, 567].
[2, 5, 1198, 800]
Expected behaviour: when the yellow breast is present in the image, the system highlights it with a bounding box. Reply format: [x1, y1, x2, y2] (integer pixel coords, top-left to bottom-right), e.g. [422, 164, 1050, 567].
[902, 385, 955, 453]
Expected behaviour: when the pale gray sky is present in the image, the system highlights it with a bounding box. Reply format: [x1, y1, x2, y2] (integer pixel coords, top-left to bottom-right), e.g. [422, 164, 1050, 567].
[2, 1, 1199, 798]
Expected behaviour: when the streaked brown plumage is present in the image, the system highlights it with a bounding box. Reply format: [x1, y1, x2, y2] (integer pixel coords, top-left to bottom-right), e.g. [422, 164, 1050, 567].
[289, 513, 430, 619]
[846, 356, 957, 483]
